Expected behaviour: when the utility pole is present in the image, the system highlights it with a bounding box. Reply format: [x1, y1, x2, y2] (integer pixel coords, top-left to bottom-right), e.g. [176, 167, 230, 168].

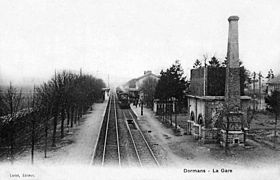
[141, 101, 143, 116]
[140, 92, 144, 116]
[203, 54, 207, 96]
[252, 72, 256, 111]
[258, 72, 263, 109]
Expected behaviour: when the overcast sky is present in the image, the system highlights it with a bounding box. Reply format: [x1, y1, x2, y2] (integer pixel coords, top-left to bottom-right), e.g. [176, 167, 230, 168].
[0, 0, 280, 86]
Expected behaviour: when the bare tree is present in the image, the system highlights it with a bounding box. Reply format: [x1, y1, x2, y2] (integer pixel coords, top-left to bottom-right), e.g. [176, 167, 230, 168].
[3, 82, 23, 115]
[2, 82, 23, 163]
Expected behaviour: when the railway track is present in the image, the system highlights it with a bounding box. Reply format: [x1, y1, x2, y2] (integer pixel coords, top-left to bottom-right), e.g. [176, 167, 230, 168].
[92, 93, 159, 167]
[123, 109, 160, 167]
[91, 94, 121, 166]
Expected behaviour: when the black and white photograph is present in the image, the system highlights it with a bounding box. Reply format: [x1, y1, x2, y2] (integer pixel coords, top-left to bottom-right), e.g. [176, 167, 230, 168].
[0, 0, 280, 179]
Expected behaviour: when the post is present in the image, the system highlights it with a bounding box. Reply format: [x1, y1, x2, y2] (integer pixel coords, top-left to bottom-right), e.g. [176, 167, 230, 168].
[171, 107, 173, 127]
[161, 103, 164, 121]
[258, 72, 262, 109]
[141, 101, 143, 116]
[175, 100, 177, 129]
[163, 101, 166, 122]
[253, 72, 256, 111]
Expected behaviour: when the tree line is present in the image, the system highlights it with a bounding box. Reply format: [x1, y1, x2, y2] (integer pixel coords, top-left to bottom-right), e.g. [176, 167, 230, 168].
[35, 70, 106, 145]
[0, 70, 106, 161]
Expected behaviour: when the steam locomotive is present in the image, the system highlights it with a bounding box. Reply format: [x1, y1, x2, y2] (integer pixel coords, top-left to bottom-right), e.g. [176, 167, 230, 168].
[116, 86, 140, 109]
[117, 92, 130, 109]
[116, 87, 130, 109]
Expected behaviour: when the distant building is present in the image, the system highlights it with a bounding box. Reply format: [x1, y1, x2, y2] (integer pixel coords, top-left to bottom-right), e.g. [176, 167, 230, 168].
[121, 71, 159, 105]
[123, 71, 159, 91]
[266, 74, 280, 95]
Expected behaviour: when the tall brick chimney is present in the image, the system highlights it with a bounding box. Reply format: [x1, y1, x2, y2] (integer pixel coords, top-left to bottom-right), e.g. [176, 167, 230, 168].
[220, 16, 245, 147]
[225, 16, 241, 110]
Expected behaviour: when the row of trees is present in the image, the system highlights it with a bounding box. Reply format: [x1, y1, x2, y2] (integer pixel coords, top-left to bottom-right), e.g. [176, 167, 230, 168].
[35, 70, 106, 146]
[0, 70, 106, 161]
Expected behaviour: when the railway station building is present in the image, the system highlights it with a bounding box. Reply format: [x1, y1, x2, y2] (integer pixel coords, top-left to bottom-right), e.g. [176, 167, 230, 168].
[123, 71, 159, 91]
[123, 71, 159, 101]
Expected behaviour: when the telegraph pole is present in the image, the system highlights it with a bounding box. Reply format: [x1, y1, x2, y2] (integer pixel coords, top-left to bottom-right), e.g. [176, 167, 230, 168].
[258, 72, 263, 109]
[252, 72, 256, 111]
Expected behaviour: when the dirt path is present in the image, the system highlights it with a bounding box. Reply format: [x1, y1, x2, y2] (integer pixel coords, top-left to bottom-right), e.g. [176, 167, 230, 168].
[131, 105, 219, 167]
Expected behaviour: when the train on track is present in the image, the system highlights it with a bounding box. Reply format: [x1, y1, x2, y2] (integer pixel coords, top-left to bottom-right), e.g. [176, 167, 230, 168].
[116, 86, 140, 109]
[117, 92, 130, 109]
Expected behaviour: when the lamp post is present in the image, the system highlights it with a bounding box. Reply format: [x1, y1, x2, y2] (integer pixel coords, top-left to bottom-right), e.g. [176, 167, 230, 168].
[140, 92, 144, 116]
[141, 100, 143, 116]
[172, 97, 178, 129]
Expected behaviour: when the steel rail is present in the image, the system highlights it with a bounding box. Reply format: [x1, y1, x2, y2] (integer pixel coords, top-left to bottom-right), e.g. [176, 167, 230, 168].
[101, 95, 112, 165]
[128, 110, 160, 166]
[122, 111, 142, 167]
[89, 98, 110, 165]
[113, 94, 121, 166]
